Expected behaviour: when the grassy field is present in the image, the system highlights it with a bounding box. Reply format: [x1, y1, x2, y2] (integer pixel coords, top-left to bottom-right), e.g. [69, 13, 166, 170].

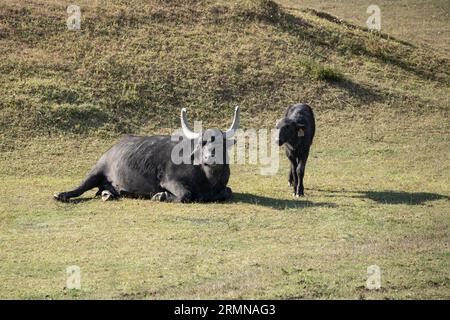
[1, 112, 448, 299]
[0, 0, 449, 299]
[283, 0, 450, 54]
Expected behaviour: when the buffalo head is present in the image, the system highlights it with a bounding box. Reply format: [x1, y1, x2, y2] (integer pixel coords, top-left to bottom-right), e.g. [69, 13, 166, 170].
[275, 118, 306, 147]
[181, 106, 240, 165]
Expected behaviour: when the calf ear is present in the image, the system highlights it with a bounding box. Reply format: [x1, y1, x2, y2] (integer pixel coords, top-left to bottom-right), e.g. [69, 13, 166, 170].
[297, 125, 306, 137]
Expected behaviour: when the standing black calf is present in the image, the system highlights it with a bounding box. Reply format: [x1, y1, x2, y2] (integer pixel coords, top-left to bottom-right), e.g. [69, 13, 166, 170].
[275, 103, 315, 197]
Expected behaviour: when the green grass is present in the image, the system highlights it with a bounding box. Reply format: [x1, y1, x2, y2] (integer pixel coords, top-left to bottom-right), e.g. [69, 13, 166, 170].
[0, 0, 449, 299]
[294, 57, 344, 82]
[0, 0, 448, 138]
[0, 113, 448, 299]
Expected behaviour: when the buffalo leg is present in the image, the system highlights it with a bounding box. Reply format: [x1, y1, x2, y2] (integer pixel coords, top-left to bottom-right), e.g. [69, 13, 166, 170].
[54, 172, 104, 202]
[288, 167, 294, 186]
[295, 154, 309, 197]
[151, 191, 171, 202]
[151, 190, 191, 203]
[290, 159, 298, 196]
[151, 191, 165, 201]
[210, 187, 232, 202]
[199, 187, 232, 202]
[156, 182, 194, 203]
[152, 187, 232, 203]
[95, 181, 118, 199]
[100, 187, 119, 201]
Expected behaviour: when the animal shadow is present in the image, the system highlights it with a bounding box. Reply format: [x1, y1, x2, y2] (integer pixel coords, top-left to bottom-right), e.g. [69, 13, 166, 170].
[231, 192, 337, 210]
[359, 191, 449, 205]
[315, 189, 449, 205]
[53, 197, 94, 204]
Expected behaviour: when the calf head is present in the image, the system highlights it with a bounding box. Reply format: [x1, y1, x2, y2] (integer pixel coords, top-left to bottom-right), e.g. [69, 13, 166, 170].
[181, 107, 240, 166]
[275, 118, 306, 146]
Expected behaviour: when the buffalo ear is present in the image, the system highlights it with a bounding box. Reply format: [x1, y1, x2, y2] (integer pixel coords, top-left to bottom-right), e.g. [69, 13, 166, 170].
[297, 125, 306, 137]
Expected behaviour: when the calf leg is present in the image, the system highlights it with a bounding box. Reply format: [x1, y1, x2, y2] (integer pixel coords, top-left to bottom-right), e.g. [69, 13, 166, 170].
[54, 171, 104, 202]
[288, 167, 294, 186]
[290, 160, 298, 196]
[295, 154, 309, 197]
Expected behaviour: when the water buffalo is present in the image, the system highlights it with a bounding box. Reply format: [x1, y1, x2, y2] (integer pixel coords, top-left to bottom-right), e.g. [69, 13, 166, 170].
[53, 107, 240, 203]
[275, 103, 315, 197]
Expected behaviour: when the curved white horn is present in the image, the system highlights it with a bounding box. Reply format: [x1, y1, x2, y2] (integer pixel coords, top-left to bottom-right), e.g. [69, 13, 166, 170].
[224, 106, 240, 138]
[180, 108, 200, 140]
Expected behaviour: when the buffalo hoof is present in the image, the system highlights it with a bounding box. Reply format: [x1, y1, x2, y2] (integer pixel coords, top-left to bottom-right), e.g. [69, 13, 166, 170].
[292, 193, 304, 198]
[101, 190, 115, 201]
[214, 187, 232, 202]
[224, 187, 233, 199]
[54, 192, 69, 202]
[151, 192, 167, 202]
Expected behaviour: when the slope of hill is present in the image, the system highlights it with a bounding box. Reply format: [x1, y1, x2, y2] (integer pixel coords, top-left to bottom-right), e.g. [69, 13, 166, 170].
[281, 0, 450, 54]
[0, 0, 448, 141]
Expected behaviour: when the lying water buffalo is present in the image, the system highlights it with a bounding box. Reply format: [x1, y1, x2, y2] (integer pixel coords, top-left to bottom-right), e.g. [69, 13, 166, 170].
[54, 107, 240, 203]
[275, 103, 315, 197]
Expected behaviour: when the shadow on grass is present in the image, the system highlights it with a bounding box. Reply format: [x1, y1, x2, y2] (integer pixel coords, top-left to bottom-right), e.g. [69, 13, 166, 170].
[315, 189, 449, 205]
[53, 197, 95, 204]
[330, 78, 383, 103]
[359, 191, 449, 205]
[53, 190, 446, 207]
[232, 192, 337, 210]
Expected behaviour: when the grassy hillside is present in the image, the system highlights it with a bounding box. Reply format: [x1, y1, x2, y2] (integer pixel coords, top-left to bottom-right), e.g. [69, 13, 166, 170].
[0, 0, 449, 299]
[0, 0, 448, 142]
[283, 0, 450, 54]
